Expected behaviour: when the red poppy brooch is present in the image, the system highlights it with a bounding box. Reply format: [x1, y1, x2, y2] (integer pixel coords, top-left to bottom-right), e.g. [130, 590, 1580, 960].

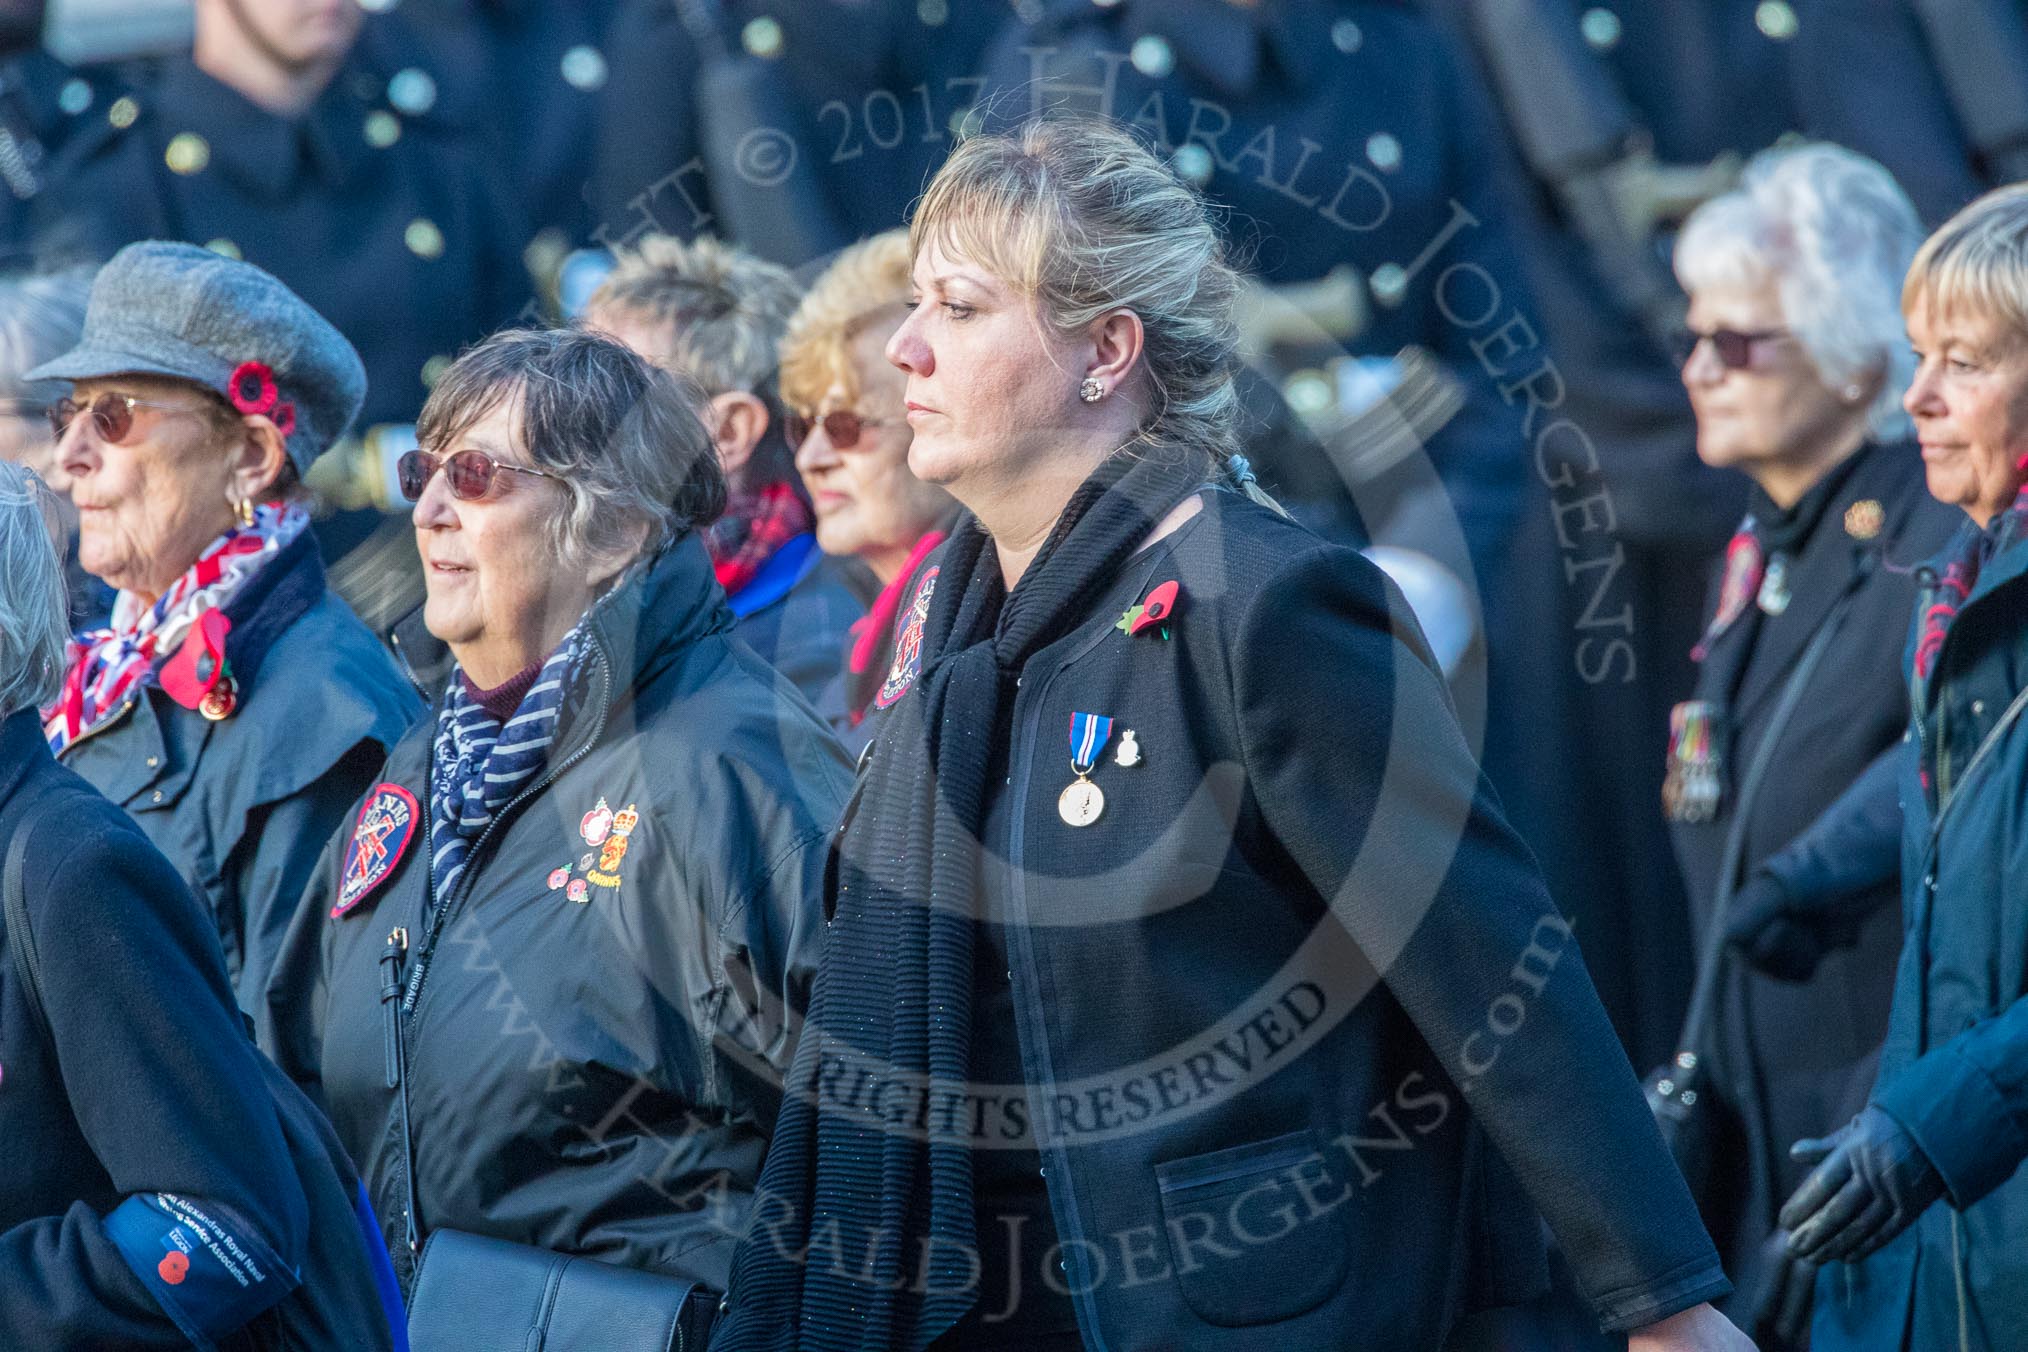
[228, 360, 296, 436]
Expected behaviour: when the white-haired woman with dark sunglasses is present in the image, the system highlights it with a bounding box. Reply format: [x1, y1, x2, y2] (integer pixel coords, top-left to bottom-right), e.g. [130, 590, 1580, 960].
[264, 327, 853, 1335]
[1656, 143, 1960, 1346]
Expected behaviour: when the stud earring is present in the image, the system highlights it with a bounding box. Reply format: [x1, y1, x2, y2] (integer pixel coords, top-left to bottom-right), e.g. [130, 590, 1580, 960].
[1079, 377, 1105, 404]
[1843, 383, 1865, 402]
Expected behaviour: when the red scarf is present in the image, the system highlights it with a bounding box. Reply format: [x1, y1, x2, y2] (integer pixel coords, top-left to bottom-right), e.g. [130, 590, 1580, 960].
[707, 480, 814, 600]
[44, 504, 307, 751]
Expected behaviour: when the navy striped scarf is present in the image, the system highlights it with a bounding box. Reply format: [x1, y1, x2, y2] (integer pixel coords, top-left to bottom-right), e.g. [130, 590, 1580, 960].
[428, 626, 586, 907]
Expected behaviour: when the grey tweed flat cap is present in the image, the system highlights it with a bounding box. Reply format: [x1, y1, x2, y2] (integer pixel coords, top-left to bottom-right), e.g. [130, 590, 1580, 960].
[26, 240, 367, 475]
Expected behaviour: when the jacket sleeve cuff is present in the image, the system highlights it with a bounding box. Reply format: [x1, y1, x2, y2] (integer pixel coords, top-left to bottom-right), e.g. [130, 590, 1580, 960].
[1875, 1045, 2028, 1208]
[1590, 1255, 1732, 1334]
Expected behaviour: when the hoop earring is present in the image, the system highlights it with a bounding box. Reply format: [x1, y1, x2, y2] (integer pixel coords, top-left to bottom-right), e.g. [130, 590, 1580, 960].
[235, 496, 255, 528]
[1079, 377, 1105, 404]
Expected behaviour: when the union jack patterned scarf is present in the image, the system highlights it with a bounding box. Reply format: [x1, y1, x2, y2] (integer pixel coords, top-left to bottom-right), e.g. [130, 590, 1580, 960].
[43, 503, 308, 752]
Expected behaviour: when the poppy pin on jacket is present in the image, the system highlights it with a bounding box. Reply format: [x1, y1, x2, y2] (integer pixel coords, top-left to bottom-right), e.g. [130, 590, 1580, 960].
[1117, 579, 1182, 639]
[333, 784, 419, 918]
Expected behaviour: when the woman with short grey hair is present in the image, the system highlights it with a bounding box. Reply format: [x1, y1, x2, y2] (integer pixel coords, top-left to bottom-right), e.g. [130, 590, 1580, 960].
[1655, 142, 1960, 1347]
[266, 326, 854, 1336]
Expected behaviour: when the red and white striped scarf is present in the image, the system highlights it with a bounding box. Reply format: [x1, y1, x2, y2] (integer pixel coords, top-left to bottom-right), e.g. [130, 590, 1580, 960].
[43, 503, 308, 751]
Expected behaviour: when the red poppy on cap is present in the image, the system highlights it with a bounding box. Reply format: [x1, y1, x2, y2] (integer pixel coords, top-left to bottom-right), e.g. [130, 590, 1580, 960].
[271, 401, 296, 436]
[228, 360, 278, 415]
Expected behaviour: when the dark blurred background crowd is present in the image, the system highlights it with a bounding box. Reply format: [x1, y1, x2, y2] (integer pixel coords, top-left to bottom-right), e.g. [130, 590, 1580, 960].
[7, 2, 2028, 1347]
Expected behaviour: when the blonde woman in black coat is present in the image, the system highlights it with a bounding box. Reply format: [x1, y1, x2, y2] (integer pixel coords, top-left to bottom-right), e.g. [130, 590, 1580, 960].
[714, 117, 1751, 1352]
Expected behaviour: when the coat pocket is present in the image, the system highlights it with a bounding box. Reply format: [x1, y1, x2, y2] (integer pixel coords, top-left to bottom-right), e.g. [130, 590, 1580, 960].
[1153, 1128, 1352, 1327]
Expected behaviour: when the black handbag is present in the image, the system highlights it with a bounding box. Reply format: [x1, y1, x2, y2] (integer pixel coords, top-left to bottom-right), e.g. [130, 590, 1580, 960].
[406, 1230, 707, 1352]
[383, 932, 711, 1351]
[1643, 585, 1858, 1194]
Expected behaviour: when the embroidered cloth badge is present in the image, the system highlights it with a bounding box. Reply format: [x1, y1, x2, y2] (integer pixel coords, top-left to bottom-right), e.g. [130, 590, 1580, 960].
[876, 566, 938, 710]
[333, 784, 419, 918]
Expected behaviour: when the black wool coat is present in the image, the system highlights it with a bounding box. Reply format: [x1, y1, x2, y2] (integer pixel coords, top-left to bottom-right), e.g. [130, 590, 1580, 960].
[0, 709, 393, 1350]
[847, 488, 1726, 1350]
[58, 530, 420, 1017]
[266, 536, 853, 1296]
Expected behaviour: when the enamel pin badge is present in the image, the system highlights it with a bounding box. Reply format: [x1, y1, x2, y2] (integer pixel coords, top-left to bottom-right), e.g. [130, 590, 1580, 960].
[332, 784, 419, 918]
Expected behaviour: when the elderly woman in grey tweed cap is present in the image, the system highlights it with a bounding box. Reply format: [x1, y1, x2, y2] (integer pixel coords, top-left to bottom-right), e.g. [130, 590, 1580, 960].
[29, 239, 418, 1020]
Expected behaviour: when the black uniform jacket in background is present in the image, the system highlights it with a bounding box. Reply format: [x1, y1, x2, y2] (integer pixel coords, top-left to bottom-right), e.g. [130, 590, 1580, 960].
[266, 535, 853, 1295]
[1666, 439, 1958, 1295]
[882, 488, 1726, 1348]
[57, 529, 419, 1016]
[0, 710, 393, 1351]
[31, 53, 530, 430]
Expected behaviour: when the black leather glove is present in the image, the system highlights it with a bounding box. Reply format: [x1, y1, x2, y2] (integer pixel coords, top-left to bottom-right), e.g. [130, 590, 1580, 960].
[1740, 1231, 1815, 1350]
[1780, 1106, 1946, 1264]
[1723, 871, 1877, 982]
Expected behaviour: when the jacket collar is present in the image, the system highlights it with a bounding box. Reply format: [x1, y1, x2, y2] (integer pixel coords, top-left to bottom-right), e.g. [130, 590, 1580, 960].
[0, 707, 52, 813]
[210, 525, 328, 692]
[154, 57, 375, 198]
[582, 531, 732, 699]
[1726, 440, 1910, 717]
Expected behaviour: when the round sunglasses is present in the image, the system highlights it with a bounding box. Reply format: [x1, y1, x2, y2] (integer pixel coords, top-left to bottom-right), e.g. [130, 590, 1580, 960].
[398, 448, 562, 501]
[47, 392, 216, 444]
[1677, 327, 1791, 370]
[784, 409, 898, 451]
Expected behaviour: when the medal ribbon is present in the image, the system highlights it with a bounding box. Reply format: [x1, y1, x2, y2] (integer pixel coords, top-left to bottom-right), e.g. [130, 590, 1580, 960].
[1069, 711, 1114, 773]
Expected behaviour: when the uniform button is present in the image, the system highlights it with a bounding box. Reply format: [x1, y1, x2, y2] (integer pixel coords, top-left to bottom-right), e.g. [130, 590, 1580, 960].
[145, 755, 159, 769]
[717, 1294, 731, 1316]
[421, 354, 451, 387]
[1755, 0, 1799, 39]
[1972, 699, 1986, 716]
[1171, 143, 1214, 187]
[741, 17, 784, 59]
[387, 67, 437, 116]
[1130, 35, 1174, 78]
[363, 111, 401, 149]
[1580, 7, 1623, 50]
[107, 95, 138, 129]
[405, 218, 446, 260]
[1366, 132, 1403, 173]
[58, 78, 92, 115]
[917, 0, 949, 24]
[1370, 263, 1409, 307]
[204, 238, 241, 260]
[560, 45, 608, 92]
[165, 131, 210, 175]
[1330, 19, 1362, 52]
[150, 790, 164, 804]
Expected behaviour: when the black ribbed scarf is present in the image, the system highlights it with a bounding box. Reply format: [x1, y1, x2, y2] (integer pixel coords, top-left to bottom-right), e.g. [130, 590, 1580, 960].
[716, 447, 1207, 1350]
